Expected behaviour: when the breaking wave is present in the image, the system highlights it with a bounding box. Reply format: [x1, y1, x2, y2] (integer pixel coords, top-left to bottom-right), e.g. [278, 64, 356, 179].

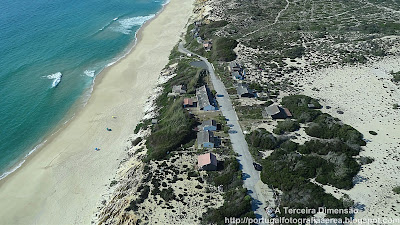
[113, 14, 155, 34]
[84, 70, 95, 78]
[45, 72, 62, 88]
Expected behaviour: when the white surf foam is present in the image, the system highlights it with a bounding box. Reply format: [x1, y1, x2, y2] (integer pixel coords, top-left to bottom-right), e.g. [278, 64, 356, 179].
[114, 14, 155, 35]
[84, 70, 95, 78]
[45, 72, 62, 88]
[0, 140, 47, 180]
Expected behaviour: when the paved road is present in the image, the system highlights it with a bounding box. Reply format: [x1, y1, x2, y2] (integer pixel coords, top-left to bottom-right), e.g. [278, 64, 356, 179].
[178, 42, 269, 223]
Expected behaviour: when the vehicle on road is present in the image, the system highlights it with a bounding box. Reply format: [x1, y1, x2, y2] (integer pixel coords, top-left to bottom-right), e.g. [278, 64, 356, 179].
[216, 94, 224, 97]
[253, 162, 262, 171]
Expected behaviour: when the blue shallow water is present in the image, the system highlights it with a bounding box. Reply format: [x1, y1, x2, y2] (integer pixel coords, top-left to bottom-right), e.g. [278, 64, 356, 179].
[0, 0, 165, 178]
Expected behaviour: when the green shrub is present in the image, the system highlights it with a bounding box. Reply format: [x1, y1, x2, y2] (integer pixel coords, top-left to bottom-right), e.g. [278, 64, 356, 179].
[305, 114, 366, 146]
[146, 99, 196, 160]
[358, 156, 374, 165]
[110, 180, 118, 187]
[393, 186, 400, 194]
[298, 140, 360, 156]
[209, 157, 241, 188]
[278, 183, 350, 219]
[134, 120, 151, 134]
[198, 20, 228, 40]
[273, 119, 300, 134]
[358, 22, 400, 35]
[284, 46, 305, 59]
[211, 37, 238, 62]
[201, 187, 254, 224]
[281, 95, 322, 122]
[249, 83, 263, 92]
[246, 128, 279, 150]
[160, 187, 175, 202]
[126, 185, 150, 211]
[391, 71, 400, 82]
[237, 106, 263, 120]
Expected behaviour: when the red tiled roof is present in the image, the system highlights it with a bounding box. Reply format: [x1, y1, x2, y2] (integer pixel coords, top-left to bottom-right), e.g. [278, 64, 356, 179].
[198, 153, 217, 167]
[184, 98, 193, 105]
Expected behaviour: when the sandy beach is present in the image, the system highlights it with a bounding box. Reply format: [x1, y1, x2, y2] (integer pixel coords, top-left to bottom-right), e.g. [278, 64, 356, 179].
[0, 0, 194, 224]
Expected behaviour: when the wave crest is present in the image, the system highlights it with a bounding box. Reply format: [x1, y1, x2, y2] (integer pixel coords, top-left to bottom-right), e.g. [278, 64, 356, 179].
[84, 70, 95, 78]
[45, 72, 62, 88]
[114, 14, 155, 34]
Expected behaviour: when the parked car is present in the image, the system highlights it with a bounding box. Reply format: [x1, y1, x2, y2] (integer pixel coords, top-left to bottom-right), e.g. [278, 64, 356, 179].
[253, 162, 262, 171]
[216, 94, 224, 97]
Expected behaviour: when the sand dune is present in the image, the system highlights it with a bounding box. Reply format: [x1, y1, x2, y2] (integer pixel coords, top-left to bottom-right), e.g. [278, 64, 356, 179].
[297, 57, 400, 220]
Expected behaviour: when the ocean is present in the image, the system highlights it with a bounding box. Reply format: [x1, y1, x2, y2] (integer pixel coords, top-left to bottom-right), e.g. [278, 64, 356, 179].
[0, 0, 166, 179]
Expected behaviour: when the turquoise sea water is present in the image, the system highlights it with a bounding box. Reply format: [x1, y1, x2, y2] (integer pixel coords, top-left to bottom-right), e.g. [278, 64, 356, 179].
[0, 0, 166, 178]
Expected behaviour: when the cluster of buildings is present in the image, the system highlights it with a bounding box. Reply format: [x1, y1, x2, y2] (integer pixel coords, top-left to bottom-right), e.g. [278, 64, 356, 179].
[228, 61, 245, 80]
[228, 61, 259, 98]
[169, 83, 219, 171]
[196, 119, 219, 171]
[191, 21, 213, 51]
[182, 85, 217, 111]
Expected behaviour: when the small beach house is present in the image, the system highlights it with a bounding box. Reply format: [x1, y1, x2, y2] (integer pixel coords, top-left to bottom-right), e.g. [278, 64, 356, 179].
[197, 130, 216, 149]
[196, 85, 215, 111]
[197, 152, 218, 171]
[236, 83, 256, 98]
[200, 120, 217, 131]
[265, 105, 292, 119]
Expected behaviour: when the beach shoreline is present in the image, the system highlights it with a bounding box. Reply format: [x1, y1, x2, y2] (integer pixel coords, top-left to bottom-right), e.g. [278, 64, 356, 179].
[0, 0, 194, 224]
[0, 0, 167, 183]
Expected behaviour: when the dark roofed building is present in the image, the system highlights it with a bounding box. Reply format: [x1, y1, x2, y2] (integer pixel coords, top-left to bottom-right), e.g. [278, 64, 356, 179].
[265, 105, 291, 119]
[228, 62, 242, 72]
[200, 120, 217, 131]
[283, 108, 292, 117]
[197, 130, 215, 148]
[236, 83, 256, 98]
[198, 152, 217, 171]
[196, 85, 215, 111]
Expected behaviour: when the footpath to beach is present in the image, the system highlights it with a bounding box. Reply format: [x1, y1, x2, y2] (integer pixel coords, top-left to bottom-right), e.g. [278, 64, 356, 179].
[0, 0, 194, 224]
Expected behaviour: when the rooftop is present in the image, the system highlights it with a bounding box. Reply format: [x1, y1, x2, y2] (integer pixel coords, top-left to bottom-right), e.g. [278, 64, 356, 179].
[197, 130, 214, 144]
[265, 105, 281, 116]
[172, 85, 186, 94]
[202, 120, 217, 127]
[196, 85, 213, 109]
[183, 98, 193, 106]
[198, 152, 217, 167]
[236, 83, 254, 96]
